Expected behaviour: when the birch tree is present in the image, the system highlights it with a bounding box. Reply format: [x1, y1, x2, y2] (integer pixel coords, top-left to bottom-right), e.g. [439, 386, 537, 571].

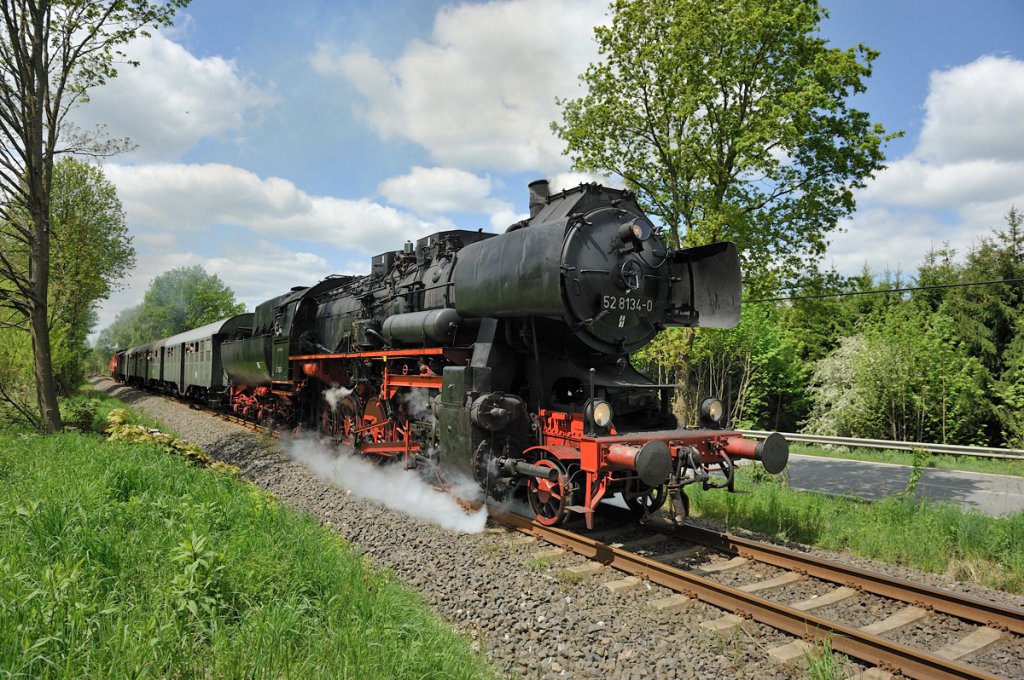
[0, 0, 187, 431]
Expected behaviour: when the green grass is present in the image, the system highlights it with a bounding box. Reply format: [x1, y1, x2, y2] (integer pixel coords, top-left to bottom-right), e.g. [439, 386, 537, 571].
[804, 636, 845, 679]
[791, 442, 1024, 478]
[0, 430, 494, 679]
[60, 384, 176, 435]
[688, 467, 1024, 593]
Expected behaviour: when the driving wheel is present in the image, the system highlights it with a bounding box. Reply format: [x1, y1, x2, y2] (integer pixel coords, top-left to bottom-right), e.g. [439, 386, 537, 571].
[527, 458, 574, 526]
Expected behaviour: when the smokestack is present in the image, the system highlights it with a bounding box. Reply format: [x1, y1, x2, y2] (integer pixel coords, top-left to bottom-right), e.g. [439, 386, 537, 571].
[528, 179, 550, 218]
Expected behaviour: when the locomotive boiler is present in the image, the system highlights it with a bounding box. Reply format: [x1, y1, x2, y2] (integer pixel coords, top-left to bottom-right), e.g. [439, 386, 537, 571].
[118, 181, 789, 527]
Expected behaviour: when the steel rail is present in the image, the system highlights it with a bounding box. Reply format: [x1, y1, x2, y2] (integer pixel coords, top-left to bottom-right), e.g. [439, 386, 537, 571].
[654, 521, 1024, 636]
[493, 510, 1000, 680]
[188, 403, 281, 438]
[739, 430, 1024, 459]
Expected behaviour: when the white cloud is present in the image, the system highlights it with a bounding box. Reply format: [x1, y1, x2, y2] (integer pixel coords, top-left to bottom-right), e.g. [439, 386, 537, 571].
[312, 0, 606, 173]
[96, 239, 338, 333]
[827, 208, 987, 278]
[71, 32, 272, 161]
[103, 162, 443, 253]
[378, 166, 511, 216]
[864, 158, 1024, 209]
[918, 56, 1024, 164]
[134, 231, 178, 249]
[205, 242, 335, 306]
[827, 55, 1024, 277]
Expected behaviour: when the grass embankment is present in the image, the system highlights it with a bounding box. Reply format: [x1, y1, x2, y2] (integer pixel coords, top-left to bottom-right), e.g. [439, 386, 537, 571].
[688, 467, 1024, 593]
[0, 396, 493, 679]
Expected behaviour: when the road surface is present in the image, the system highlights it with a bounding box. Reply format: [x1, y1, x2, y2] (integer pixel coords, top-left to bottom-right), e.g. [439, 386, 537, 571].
[785, 453, 1024, 516]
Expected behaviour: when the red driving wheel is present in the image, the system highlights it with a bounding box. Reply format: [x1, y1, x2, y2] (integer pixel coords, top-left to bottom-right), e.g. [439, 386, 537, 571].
[527, 458, 572, 526]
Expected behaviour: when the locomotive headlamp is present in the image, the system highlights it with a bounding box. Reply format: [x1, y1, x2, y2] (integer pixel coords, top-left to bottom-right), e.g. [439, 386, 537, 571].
[630, 218, 653, 241]
[618, 218, 653, 243]
[585, 399, 614, 429]
[700, 397, 725, 427]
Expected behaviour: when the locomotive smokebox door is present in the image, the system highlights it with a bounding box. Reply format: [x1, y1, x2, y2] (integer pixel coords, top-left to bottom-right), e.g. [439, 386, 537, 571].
[668, 242, 742, 329]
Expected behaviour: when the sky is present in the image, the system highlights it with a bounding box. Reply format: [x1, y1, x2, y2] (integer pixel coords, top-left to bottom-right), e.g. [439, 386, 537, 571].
[74, 0, 1024, 335]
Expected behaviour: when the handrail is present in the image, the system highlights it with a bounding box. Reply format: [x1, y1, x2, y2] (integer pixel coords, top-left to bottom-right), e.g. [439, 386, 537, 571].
[739, 430, 1024, 460]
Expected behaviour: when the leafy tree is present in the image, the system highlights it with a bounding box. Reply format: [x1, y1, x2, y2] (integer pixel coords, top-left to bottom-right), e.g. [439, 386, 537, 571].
[96, 266, 246, 357]
[94, 303, 144, 356]
[996, 207, 1024, 446]
[49, 158, 134, 392]
[0, 159, 133, 425]
[936, 208, 1024, 445]
[49, 159, 134, 335]
[698, 303, 808, 431]
[0, 0, 189, 432]
[1000, 318, 1024, 448]
[0, 327, 36, 426]
[137, 266, 247, 338]
[554, 0, 897, 292]
[805, 306, 989, 444]
[634, 303, 806, 430]
[776, 266, 875, 364]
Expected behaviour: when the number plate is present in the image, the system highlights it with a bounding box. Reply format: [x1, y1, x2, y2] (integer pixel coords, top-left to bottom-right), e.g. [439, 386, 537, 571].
[601, 295, 654, 313]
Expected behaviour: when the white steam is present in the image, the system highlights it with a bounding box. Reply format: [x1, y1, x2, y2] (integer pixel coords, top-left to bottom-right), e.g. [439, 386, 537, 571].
[400, 387, 435, 423]
[323, 386, 353, 412]
[284, 434, 488, 534]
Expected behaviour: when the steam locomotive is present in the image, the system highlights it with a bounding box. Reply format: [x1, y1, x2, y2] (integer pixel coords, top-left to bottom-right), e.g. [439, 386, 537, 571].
[111, 181, 788, 527]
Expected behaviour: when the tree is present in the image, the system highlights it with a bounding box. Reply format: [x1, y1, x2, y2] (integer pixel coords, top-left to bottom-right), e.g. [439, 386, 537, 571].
[0, 0, 188, 433]
[805, 306, 989, 444]
[554, 0, 897, 292]
[49, 158, 134, 335]
[0, 158, 134, 425]
[136, 266, 247, 338]
[48, 157, 134, 392]
[634, 304, 807, 430]
[95, 266, 246, 355]
[929, 207, 1024, 445]
[93, 302, 143, 356]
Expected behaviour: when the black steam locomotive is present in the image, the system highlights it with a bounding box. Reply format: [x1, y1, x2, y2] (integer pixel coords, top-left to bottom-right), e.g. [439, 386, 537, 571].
[112, 181, 788, 527]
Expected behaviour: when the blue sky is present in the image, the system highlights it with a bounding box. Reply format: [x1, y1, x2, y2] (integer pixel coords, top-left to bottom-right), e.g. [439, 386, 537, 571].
[77, 0, 1024, 333]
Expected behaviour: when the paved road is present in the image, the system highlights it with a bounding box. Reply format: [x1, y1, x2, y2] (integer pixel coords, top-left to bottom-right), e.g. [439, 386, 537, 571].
[785, 454, 1024, 516]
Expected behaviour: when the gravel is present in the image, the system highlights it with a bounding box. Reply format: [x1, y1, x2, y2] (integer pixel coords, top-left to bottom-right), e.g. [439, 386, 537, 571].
[91, 378, 1021, 678]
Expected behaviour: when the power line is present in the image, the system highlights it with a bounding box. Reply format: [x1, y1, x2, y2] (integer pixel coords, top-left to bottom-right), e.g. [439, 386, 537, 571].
[744, 277, 1024, 304]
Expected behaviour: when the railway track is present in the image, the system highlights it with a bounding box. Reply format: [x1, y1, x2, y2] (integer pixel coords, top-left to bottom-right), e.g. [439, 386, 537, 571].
[187, 402, 281, 437]
[492, 510, 1024, 679]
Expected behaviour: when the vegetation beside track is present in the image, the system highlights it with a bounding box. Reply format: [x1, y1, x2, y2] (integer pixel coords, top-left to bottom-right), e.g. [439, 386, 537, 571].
[0, 395, 493, 679]
[689, 465, 1024, 594]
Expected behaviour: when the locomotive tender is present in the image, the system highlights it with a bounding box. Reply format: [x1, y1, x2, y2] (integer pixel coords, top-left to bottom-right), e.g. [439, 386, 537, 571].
[112, 181, 789, 527]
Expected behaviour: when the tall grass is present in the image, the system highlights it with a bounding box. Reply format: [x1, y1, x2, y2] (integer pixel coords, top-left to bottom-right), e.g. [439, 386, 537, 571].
[688, 467, 1024, 593]
[0, 431, 493, 679]
[60, 385, 172, 435]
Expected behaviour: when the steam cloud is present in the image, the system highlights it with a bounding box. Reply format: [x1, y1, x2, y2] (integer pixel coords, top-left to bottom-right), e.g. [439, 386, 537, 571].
[401, 387, 435, 422]
[283, 433, 488, 534]
[323, 386, 353, 412]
